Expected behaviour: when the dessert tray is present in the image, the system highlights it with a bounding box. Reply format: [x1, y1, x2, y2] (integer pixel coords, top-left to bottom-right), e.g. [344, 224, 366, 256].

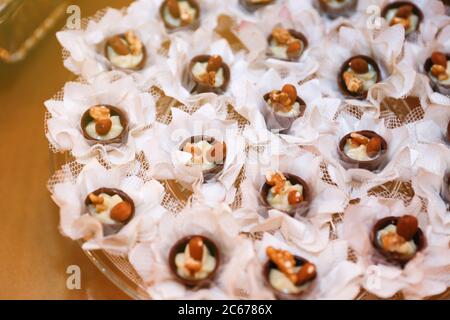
[45, 0, 450, 300]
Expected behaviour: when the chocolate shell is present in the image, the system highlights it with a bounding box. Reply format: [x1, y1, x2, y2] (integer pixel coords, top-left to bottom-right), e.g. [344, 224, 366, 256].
[85, 188, 135, 235]
[104, 33, 147, 71]
[263, 92, 306, 133]
[159, 0, 201, 32]
[168, 235, 220, 288]
[371, 216, 426, 267]
[267, 29, 308, 62]
[338, 55, 382, 99]
[188, 55, 231, 94]
[81, 105, 129, 146]
[179, 135, 226, 181]
[338, 130, 388, 171]
[260, 173, 310, 217]
[442, 173, 450, 203]
[424, 53, 450, 96]
[317, 0, 357, 19]
[239, 0, 276, 12]
[447, 120, 450, 143]
[381, 1, 423, 38]
[263, 255, 316, 300]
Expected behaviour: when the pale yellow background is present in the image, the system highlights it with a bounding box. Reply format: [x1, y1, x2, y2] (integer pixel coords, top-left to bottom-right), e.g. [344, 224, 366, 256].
[0, 0, 133, 299]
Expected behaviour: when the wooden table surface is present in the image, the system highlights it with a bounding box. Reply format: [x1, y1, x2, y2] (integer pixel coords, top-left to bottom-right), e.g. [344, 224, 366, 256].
[0, 0, 133, 300]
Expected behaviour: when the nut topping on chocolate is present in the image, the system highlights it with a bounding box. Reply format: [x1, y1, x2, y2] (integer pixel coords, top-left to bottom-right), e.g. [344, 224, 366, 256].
[396, 215, 418, 241]
[167, 0, 181, 18]
[349, 57, 369, 74]
[269, 27, 305, 61]
[89, 106, 113, 136]
[266, 246, 316, 286]
[431, 52, 447, 68]
[110, 201, 133, 223]
[207, 55, 223, 73]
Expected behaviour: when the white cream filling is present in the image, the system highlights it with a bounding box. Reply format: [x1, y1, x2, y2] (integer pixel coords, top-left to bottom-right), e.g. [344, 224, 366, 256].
[192, 62, 224, 88]
[429, 63, 450, 86]
[175, 244, 216, 280]
[88, 193, 123, 225]
[107, 46, 143, 69]
[85, 115, 124, 141]
[269, 267, 309, 294]
[385, 8, 419, 35]
[326, 0, 353, 9]
[343, 141, 377, 161]
[377, 224, 417, 257]
[182, 140, 217, 171]
[163, 1, 196, 28]
[269, 39, 303, 61]
[269, 100, 301, 118]
[346, 64, 378, 92]
[267, 181, 303, 212]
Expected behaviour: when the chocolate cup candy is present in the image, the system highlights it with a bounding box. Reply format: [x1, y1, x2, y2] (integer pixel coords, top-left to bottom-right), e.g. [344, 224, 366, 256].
[381, 1, 424, 38]
[239, 0, 276, 12]
[263, 92, 306, 133]
[179, 135, 226, 181]
[104, 33, 147, 71]
[337, 55, 382, 100]
[263, 255, 316, 300]
[80, 105, 129, 146]
[371, 216, 426, 267]
[168, 235, 220, 288]
[188, 55, 231, 94]
[267, 29, 308, 62]
[317, 0, 358, 19]
[338, 130, 388, 171]
[424, 53, 450, 96]
[159, 0, 201, 32]
[260, 173, 310, 217]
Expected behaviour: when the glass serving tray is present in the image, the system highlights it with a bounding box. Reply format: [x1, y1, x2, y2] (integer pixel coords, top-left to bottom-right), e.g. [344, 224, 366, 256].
[47, 5, 450, 301]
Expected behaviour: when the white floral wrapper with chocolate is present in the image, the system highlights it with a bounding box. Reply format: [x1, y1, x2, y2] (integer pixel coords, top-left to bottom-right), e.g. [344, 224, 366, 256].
[240, 143, 349, 227]
[49, 159, 166, 255]
[141, 104, 245, 206]
[412, 169, 450, 236]
[250, 233, 362, 300]
[316, 24, 405, 109]
[376, 0, 450, 44]
[402, 25, 450, 106]
[128, 0, 226, 35]
[342, 196, 450, 299]
[315, 113, 414, 197]
[129, 202, 262, 299]
[57, 8, 166, 85]
[231, 67, 324, 134]
[45, 72, 156, 165]
[234, 4, 320, 81]
[147, 26, 245, 104]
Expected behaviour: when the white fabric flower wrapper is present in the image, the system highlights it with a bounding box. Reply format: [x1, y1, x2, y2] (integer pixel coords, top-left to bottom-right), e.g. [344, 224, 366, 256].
[234, 3, 320, 81]
[147, 26, 246, 105]
[57, 7, 166, 84]
[242, 143, 349, 225]
[343, 196, 450, 299]
[128, 0, 227, 35]
[231, 68, 325, 134]
[316, 24, 405, 109]
[45, 72, 155, 165]
[250, 233, 362, 300]
[50, 160, 166, 255]
[377, 0, 450, 45]
[402, 24, 450, 107]
[128, 202, 264, 299]
[142, 104, 245, 206]
[412, 169, 450, 236]
[316, 112, 414, 198]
